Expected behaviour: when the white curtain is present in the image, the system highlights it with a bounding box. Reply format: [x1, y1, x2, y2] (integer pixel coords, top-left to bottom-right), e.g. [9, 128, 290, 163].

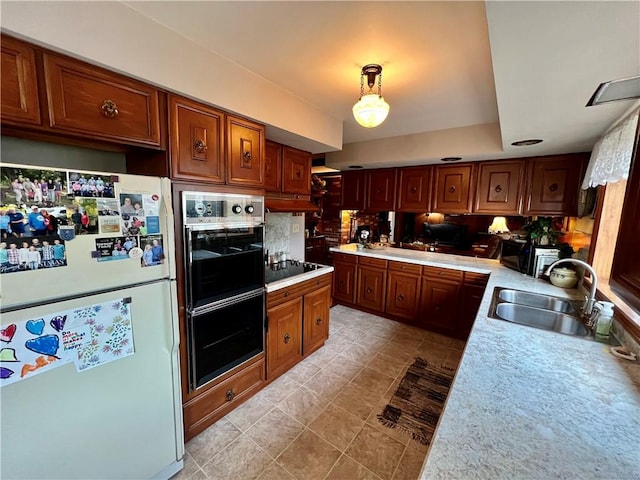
[582, 107, 640, 189]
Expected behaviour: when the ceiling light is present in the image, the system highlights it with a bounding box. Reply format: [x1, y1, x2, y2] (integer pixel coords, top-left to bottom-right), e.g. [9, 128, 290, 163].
[586, 75, 640, 107]
[511, 139, 543, 146]
[440, 157, 463, 162]
[352, 64, 390, 128]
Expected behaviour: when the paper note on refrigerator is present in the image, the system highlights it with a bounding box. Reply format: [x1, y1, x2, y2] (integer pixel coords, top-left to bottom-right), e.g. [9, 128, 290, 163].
[62, 297, 135, 372]
[0, 312, 72, 387]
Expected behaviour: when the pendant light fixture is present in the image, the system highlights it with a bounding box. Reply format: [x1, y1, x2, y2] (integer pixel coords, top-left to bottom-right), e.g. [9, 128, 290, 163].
[352, 64, 390, 128]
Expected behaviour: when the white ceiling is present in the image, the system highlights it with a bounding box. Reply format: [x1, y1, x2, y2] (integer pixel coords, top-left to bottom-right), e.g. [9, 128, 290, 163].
[123, 1, 639, 167]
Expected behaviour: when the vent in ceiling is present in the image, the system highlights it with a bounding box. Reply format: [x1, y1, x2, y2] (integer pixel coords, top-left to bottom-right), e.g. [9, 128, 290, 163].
[586, 75, 640, 107]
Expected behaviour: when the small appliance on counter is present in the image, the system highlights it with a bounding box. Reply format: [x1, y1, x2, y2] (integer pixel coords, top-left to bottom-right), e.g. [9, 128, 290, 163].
[500, 239, 560, 278]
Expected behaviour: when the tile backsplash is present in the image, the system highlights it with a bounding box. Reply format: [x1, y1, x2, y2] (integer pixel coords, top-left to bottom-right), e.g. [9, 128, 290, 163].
[265, 213, 305, 261]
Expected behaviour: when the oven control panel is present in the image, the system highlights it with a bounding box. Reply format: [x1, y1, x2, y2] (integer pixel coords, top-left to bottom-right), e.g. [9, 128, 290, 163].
[182, 192, 264, 226]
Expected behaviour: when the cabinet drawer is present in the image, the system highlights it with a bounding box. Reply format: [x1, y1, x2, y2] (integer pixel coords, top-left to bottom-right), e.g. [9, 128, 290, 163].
[267, 272, 332, 308]
[464, 271, 490, 286]
[333, 252, 357, 264]
[423, 266, 463, 283]
[43, 54, 161, 147]
[183, 357, 265, 440]
[358, 256, 388, 269]
[388, 261, 422, 275]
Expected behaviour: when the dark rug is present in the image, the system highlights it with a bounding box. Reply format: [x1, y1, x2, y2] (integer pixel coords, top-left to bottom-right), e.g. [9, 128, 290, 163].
[377, 357, 455, 446]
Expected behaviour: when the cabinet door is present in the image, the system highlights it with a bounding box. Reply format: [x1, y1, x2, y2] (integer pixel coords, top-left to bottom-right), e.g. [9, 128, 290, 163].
[474, 160, 524, 214]
[1, 35, 41, 126]
[226, 115, 265, 187]
[357, 266, 386, 312]
[418, 278, 460, 335]
[264, 140, 282, 192]
[386, 270, 420, 321]
[169, 95, 224, 183]
[432, 164, 475, 213]
[398, 166, 432, 212]
[459, 284, 486, 340]
[333, 260, 357, 304]
[525, 155, 586, 215]
[282, 146, 311, 195]
[341, 170, 367, 210]
[303, 285, 331, 355]
[43, 53, 161, 147]
[366, 168, 397, 211]
[266, 297, 303, 380]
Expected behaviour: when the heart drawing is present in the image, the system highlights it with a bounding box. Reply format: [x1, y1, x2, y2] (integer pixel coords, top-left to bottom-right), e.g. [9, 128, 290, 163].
[50, 315, 67, 332]
[25, 335, 60, 357]
[26, 319, 45, 336]
[1, 324, 17, 343]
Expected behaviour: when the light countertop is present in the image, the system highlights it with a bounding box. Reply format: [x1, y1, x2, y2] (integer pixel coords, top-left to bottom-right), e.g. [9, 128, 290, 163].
[265, 265, 334, 293]
[331, 244, 640, 479]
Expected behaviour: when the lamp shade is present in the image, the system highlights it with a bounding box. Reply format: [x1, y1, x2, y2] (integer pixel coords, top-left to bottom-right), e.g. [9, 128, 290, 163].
[488, 216, 509, 234]
[352, 94, 390, 128]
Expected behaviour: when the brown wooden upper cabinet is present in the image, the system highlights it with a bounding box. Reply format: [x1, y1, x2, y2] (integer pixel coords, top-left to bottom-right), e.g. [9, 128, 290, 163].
[282, 146, 311, 195]
[432, 164, 475, 213]
[397, 166, 432, 212]
[524, 154, 586, 216]
[226, 115, 265, 187]
[366, 168, 397, 211]
[169, 95, 224, 183]
[264, 140, 283, 192]
[341, 170, 367, 210]
[1, 35, 41, 126]
[474, 160, 525, 214]
[43, 53, 161, 148]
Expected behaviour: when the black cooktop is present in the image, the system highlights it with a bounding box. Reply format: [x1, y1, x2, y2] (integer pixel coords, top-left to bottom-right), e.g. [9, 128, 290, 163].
[265, 260, 326, 284]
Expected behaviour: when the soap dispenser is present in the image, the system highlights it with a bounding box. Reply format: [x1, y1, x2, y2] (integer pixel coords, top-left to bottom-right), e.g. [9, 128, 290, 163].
[594, 301, 615, 341]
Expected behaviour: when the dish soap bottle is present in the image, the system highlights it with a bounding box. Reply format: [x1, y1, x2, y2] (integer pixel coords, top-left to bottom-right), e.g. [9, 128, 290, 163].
[594, 301, 615, 341]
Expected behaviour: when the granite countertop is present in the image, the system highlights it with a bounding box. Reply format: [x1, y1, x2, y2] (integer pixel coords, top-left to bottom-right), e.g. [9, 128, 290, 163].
[331, 244, 640, 479]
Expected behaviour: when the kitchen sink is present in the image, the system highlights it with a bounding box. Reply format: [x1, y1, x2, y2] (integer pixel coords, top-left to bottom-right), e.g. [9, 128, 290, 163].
[488, 287, 590, 337]
[498, 289, 578, 314]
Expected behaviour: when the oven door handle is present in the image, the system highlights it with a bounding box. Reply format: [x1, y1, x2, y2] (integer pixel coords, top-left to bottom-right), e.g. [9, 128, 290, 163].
[190, 288, 265, 317]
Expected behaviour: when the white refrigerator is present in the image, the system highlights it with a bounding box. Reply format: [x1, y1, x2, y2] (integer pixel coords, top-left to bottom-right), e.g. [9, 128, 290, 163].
[0, 165, 184, 479]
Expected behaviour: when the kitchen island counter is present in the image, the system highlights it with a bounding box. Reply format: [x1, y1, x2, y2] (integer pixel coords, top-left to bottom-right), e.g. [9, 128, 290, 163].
[331, 244, 640, 479]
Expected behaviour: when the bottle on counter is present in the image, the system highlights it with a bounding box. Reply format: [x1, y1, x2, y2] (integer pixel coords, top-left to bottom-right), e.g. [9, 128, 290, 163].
[594, 301, 615, 341]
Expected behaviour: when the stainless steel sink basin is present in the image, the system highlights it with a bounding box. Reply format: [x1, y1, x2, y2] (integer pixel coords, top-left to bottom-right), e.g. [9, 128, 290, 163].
[498, 289, 578, 314]
[494, 303, 589, 336]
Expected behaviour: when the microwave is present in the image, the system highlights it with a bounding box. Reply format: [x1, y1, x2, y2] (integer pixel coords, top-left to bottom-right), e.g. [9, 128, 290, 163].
[500, 240, 560, 277]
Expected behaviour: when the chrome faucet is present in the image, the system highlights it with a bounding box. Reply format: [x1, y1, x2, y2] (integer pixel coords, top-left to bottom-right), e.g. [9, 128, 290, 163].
[544, 258, 599, 326]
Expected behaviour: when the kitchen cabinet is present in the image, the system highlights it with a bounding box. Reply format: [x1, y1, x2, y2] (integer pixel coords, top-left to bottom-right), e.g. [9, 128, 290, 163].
[305, 235, 327, 264]
[264, 140, 282, 192]
[169, 95, 224, 183]
[366, 168, 397, 211]
[474, 160, 524, 214]
[397, 166, 432, 212]
[432, 164, 476, 213]
[282, 146, 312, 195]
[266, 272, 332, 381]
[1, 35, 41, 126]
[524, 154, 586, 215]
[385, 261, 421, 321]
[356, 257, 388, 312]
[183, 356, 265, 441]
[332, 253, 357, 304]
[43, 53, 162, 148]
[341, 170, 367, 210]
[419, 266, 463, 336]
[226, 115, 265, 187]
[303, 285, 331, 356]
[266, 296, 304, 380]
[459, 272, 489, 339]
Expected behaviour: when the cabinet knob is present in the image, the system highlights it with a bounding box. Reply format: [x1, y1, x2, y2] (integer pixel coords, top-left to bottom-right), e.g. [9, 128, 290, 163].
[316, 317, 322, 325]
[243, 151, 252, 162]
[549, 183, 559, 192]
[411, 186, 417, 193]
[397, 294, 404, 301]
[284, 291, 290, 297]
[448, 185, 456, 194]
[284, 333, 291, 344]
[101, 99, 119, 118]
[339, 281, 345, 286]
[194, 139, 208, 154]
[366, 287, 372, 294]
[494, 184, 502, 193]
[225, 389, 235, 402]
[296, 169, 302, 178]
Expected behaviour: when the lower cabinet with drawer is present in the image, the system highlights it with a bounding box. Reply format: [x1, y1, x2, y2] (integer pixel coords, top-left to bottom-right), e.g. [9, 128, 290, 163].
[266, 272, 332, 381]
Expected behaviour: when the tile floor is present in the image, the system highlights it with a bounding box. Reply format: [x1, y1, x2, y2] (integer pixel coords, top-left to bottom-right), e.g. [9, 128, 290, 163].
[173, 304, 466, 480]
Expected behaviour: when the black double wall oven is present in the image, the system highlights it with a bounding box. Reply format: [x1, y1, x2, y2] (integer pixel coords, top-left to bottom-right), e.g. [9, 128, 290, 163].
[183, 192, 265, 391]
